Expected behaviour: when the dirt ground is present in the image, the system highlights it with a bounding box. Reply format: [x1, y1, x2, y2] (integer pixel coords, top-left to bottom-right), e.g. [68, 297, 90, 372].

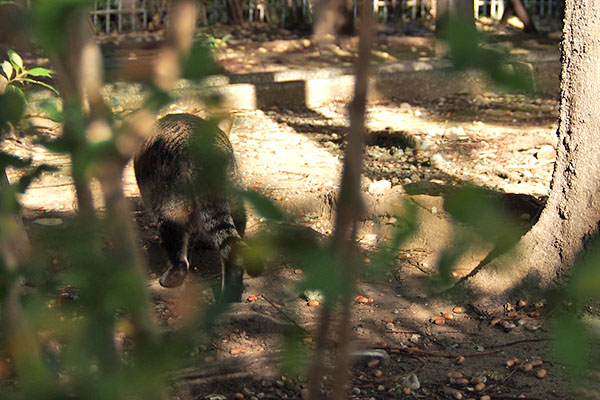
[5, 24, 593, 400]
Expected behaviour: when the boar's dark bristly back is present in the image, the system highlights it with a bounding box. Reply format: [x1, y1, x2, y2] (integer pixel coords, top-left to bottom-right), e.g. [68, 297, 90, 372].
[134, 113, 246, 302]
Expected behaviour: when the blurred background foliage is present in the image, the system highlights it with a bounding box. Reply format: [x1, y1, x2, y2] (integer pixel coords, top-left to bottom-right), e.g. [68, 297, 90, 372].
[0, 0, 598, 399]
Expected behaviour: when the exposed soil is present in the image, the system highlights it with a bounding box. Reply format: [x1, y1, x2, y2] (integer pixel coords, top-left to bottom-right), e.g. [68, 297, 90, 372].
[4, 24, 591, 400]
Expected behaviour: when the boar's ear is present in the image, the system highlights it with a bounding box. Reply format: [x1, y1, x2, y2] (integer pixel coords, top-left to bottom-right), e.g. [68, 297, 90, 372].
[216, 116, 232, 136]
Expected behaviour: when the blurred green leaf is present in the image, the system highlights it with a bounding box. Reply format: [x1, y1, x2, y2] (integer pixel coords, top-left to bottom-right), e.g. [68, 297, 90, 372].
[281, 325, 308, 377]
[7, 49, 23, 73]
[37, 98, 64, 122]
[241, 190, 287, 222]
[182, 40, 222, 80]
[443, 17, 535, 92]
[371, 201, 418, 273]
[1, 60, 13, 80]
[21, 78, 59, 94]
[35, 136, 72, 153]
[144, 85, 172, 112]
[554, 315, 589, 378]
[567, 238, 600, 298]
[0, 85, 27, 127]
[32, 0, 94, 56]
[444, 185, 520, 246]
[26, 67, 54, 78]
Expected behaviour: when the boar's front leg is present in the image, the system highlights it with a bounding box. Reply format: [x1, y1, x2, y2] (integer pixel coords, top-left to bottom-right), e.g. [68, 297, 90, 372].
[158, 219, 190, 288]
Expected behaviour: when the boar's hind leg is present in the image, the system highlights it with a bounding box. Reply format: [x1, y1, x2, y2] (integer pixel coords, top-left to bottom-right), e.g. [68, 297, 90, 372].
[158, 220, 190, 288]
[198, 202, 244, 303]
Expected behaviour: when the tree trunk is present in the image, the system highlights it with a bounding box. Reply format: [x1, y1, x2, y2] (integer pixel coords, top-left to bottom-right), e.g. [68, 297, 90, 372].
[498, 0, 537, 33]
[226, 0, 245, 25]
[457, 0, 600, 303]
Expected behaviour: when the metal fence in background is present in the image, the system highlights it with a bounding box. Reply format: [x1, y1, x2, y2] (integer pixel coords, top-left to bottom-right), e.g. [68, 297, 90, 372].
[90, 0, 564, 33]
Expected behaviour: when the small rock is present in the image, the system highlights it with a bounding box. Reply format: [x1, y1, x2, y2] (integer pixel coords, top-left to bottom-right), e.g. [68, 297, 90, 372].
[535, 145, 556, 161]
[350, 387, 361, 395]
[525, 323, 541, 331]
[399, 102, 412, 111]
[275, 380, 285, 388]
[402, 373, 420, 390]
[444, 126, 467, 140]
[351, 349, 390, 366]
[377, 385, 386, 392]
[368, 179, 392, 194]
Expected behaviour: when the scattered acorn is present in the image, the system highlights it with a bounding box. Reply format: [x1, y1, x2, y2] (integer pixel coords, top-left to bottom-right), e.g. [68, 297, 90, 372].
[443, 387, 463, 399]
[355, 296, 370, 303]
[531, 359, 543, 367]
[517, 299, 527, 308]
[474, 382, 486, 392]
[307, 299, 319, 307]
[536, 369, 547, 379]
[502, 320, 517, 331]
[431, 315, 446, 325]
[453, 378, 469, 386]
[506, 357, 520, 368]
[448, 371, 464, 379]
[534, 300, 545, 309]
[455, 355, 465, 365]
[443, 312, 454, 320]
[491, 317, 502, 326]
[470, 377, 485, 385]
[367, 359, 380, 368]
[520, 362, 533, 372]
[453, 306, 465, 314]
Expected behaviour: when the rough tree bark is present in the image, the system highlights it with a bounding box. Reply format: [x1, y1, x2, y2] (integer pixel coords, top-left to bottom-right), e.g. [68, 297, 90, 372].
[497, 0, 537, 33]
[457, 0, 600, 302]
[226, 0, 245, 25]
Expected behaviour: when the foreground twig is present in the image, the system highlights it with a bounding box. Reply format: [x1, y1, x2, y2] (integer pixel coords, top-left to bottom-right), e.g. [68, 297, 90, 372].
[305, 0, 375, 398]
[386, 345, 501, 358]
